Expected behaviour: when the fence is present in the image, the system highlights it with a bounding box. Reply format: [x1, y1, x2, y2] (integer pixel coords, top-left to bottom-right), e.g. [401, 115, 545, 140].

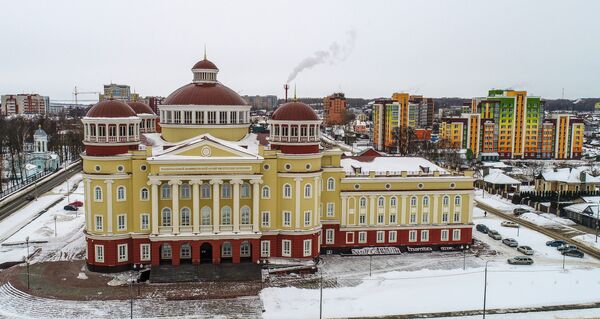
[0, 169, 55, 200]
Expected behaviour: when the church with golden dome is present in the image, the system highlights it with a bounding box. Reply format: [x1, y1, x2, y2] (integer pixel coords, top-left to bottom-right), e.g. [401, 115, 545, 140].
[82, 56, 475, 271]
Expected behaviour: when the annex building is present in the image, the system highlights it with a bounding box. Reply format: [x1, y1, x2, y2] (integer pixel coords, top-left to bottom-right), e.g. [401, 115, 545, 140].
[82, 56, 475, 271]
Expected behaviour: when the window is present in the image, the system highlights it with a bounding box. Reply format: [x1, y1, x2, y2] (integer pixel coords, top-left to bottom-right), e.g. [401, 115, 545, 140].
[409, 230, 417, 242]
[421, 230, 429, 242]
[360, 197, 367, 208]
[95, 215, 103, 231]
[117, 214, 126, 231]
[283, 211, 291, 227]
[326, 203, 334, 217]
[422, 196, 429, 207]
[207, 111, 216, 124]
[161, 184, 171, 199]
[261, 240, 271, 257]
[376, 231, 385, 243]
[346, 232, 355, 243]
[377, 213, 384, 224]
[241, 206, 250, 224]
[140, 214, 149, 230]
[117, 244, 128, 262]
[261, 211, 270, 227]
[181, 184, 190, 199]
[304, 184, 312, 198]
[327, 178, 335, 191]
[389, 213, 397, 224]
[378, 197, 385, 207]
[325, 229, 335, 244]
[221, 242, 232, 257]
[453, 212, 461, 223]
[389, 231, 397, 243]
[140, 188, 149, 201]
[358, 231, 367, 243]
[162, 208, 171, 226]
[390, 197, 397, 207]
[95, 245, 104, 262]
[262, 186, 270, 199]
[94, 187, 102, 201]
[282, 240, 291, 257]
[221, 183, 231, 198]
[116, 186, 126, 201]
[201, 207, 211, 225]
[221, 207, 231, 225]
[359, 213, 366, 225]
[140, 244, 151, 261]
[410, 213, 417, 224]
[304, 211, 311, 226]
[410, 196, 417, 207]
[422, 212, 429, 224]
[181, 208, 191, 226]
[454, 195, 461, 206]
[441, 229, 449, 241]
[453, 229, 461, 241]
[181, 244, 191, 258]
[161, 244, 172, 259]
[241, 183, 250, 198]
[442, 212, 449, 223]
[443, 196, 449, 207]
[201, 184, 211, 198]
[283, 184, 292, 198]
[303, 239, 312, 257]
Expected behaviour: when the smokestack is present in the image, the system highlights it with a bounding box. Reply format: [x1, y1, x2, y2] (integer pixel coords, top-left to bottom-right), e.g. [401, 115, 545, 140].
[284, 84, 289, 102]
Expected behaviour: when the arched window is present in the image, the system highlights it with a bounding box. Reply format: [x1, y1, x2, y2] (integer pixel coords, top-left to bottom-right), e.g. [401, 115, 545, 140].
[180, 244, 191, 259]
[443, 195, 449, 207]
[161, 208, 172, 226]
[423, 196, 429, 207]
[241, 183, 250, 198]
[180, 207, 191, 226]
[180, 183, 190, 199]
[262, 186, 270, 199]
[221, 182, 231, 198]
[390, 196, 397, 207]
[94, 186, 102, 201]
[240, 241, 251, 257]
[161, 184, 171, 199]
[304, 184, 312, 198]
[117, 186, 126, 201]
[378, 196, 385, 207]
[140, 188, 149, 201]
[201, 184, 211, 198]
[221, 206, 231, 225]
[241, 206, 251, 224]
[454, 195, 461, 206]
[201, 206, 211, 225]
[360, 197, 367, 208]
[221, 242, 232, 257]
[410, 196, 417, 207]
[283, 184, 292, 198]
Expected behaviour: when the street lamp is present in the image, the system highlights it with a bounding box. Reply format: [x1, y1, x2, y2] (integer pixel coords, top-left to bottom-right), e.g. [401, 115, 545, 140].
[128, 273, 134, 319]
[25, 236, 30, 290]
[54, 215, 57, 237]
[319, 270, 323, 319]
[462, 244, 470, 270]
[369, 254, 373, 277]
[482, 260, 493, 319]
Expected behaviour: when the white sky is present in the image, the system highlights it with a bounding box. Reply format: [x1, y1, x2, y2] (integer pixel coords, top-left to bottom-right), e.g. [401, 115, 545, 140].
[1, 0, 599, 101]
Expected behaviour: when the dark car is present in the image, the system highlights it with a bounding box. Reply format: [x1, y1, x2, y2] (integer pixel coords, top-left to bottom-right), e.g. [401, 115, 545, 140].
[69, 200, 84, 207]
[25, 195, 35, 201]
[562, 249, 584, 258]
[64, 205, 78, 211]
[513, 208, 530, 216]
[546, 240, 566, 247]
[476, 224, 489, 234]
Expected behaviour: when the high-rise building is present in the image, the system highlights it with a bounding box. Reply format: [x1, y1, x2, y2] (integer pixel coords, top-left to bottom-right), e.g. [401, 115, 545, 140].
[323, 92, 347, 126]
[242, 95, 278, 110]
[99, 84, 132, 101]
[1, 94, 49, 115]
[143, 96, 165, 114]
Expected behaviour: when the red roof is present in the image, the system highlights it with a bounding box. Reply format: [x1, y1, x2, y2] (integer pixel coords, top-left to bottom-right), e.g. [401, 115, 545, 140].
[127, 101, 155, 115]
[86, 100, 136, 118]
[192, 58, 218, 70]
[164, 83, 248, 106]
[271, 102, 319, 121]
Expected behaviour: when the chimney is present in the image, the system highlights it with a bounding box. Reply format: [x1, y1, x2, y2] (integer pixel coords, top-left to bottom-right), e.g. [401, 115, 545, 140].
[284, 84, 289, 102]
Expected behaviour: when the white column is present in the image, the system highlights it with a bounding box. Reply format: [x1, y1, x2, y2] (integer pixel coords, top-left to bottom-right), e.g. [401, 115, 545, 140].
[105, 180, 113, 233]
[232, 179, 242, 232]
[401, 195, 407, 225]
[341, 195, 347, 226]
[294, 177, 302, 228]
[313, 177, 319, 226]
[468, 192, 474, 224]
[251, 180, 262, 232]
[369, 195, 376, 225]
[169, 180, 182, 234]
[211, 179, 222, 233]
[191, 180, 201, 233]
[85, 179, 92, 231]
[149, 181, 160, 235]
[433, 194, 439, 224]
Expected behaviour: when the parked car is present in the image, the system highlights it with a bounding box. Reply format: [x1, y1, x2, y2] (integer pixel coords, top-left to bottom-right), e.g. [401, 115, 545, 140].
[508, 256, 534, 265]
[557, 244, 578, 252]
[502, 238, 519, 247]
[501, 221, 519, 228]
[69, 200, 84, 207]
[488, 230, 502, 240]
[562, 249, 584, 258]
[476, 224, 489, 234]
[517, 245, 534, 255]
[546, 240, 566, 247]
[513, 208, 531, 216]
[25, 195, 35, 201]
[64, 205, 78, 211]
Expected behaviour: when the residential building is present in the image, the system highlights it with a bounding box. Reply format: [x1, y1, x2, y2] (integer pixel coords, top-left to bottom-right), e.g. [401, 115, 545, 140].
[142, 96, 165, 114]
[323, 92, 347, 126]
[1, 94, 49, 115]
[99, 84, 132, 101]
[242, 95, 278, 110]
[535, 167, 600, 192]
[82, 56, 474, 271]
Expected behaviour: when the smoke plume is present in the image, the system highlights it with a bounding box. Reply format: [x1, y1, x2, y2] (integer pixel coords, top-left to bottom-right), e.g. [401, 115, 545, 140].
[287, 30, 357, 83]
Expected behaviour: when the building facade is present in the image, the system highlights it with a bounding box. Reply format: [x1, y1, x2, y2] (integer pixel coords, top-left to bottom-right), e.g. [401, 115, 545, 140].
[242, 95, 278, 110]
[1, 94, 48, 115]
[100, 84, 133, 101]
[82, 57, 475, 272]
[323, 92, 347, 126]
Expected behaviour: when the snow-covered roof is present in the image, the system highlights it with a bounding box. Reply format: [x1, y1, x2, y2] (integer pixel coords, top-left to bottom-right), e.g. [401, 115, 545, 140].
[33, 127, 47, 137]
[482, 161, 510, 168]
[581, 196, 600, 203]
[564, 203, 599, 217]
[483, 169, 520, 185]
[341, 157, 447, 175]
[540, 167, 600, 184]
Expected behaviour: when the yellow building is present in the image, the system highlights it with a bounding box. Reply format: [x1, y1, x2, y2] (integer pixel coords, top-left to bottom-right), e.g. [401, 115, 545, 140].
[82, 57, 475, 271]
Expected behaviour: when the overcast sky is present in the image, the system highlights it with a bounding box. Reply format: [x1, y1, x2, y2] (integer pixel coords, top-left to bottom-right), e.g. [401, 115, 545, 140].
[1, 0, 599, 102]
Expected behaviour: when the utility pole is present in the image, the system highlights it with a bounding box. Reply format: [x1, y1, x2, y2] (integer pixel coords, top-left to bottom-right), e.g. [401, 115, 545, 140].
[319, 271, 323, 319]
[483, 260, 491, 319]
[54, 215, 57, 237]
[26, 236, 30, 290]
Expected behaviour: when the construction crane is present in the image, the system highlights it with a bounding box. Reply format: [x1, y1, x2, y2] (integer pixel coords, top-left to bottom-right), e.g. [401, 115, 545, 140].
[73, 86, 100, 107]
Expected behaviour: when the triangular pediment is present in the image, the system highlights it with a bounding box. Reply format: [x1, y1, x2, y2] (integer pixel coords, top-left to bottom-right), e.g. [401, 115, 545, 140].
[152, 134, 261, 160]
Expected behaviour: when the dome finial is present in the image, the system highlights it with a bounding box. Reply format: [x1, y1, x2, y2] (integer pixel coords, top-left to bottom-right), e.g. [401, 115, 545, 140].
[204, 44, 207, 60]
[294, 84, 297, 101]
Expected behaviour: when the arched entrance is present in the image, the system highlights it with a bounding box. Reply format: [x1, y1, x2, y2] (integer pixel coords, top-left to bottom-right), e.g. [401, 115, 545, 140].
[221, 242, 232, 263]
[160, 243, 172, 264]
[200, 243, 212, 263]
[240, 241, 252, 262]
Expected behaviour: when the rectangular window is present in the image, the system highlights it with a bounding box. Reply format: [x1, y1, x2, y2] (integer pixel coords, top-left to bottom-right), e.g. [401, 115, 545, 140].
[95, 245, 104, 263]
[453, 229, 461, 241]
[173, 111, 181, 123]
[283, 211, 291, 227]
[359, 214, 366, 225]
[140, 214, 149, 230]
[325, 229, 335, 244]
[358, 231, 367, 243]
[409, 230, 417, 242]
[95, 215, 103, 231]
[219, 111, 227, 124]
[376, 231, 385, 243]
[389, 214, 397, 224]
[282, 240, 291, 257]
[453, 212, 461, 223]
[377, 214, 384, 224]
[346, 232, 355, 244]
[195, 111, 203, 124]
[421, 230, 429, 242]
[184, 111, 192, 124]
[327, 203, 334, 217]
[208, 111, 216, 124]
[261, 240, 270, 257]
[117, 214, 126, 231]
[442, 212, 449, 223]
[261, 211, 270, 227]
[303, 239, 312, 257]
[422, 212, 429, 224]
[441, 229, 449, 241]
[230, 111, 237, 124]
[410, 213, 417, 224]
[140, 244, 151, 261]
[304, 211, 311, 226]
[117, 244, 128, 262]
[389, 231, 397, 243]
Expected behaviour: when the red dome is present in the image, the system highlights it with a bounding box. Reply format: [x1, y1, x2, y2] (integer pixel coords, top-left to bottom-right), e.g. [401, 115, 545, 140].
[127, 101, 155, 115]
[164, 83, 248, 106]
[271, 102, 319, 121]
[86, 100, 136, 118]
[192, 58, 218, 70]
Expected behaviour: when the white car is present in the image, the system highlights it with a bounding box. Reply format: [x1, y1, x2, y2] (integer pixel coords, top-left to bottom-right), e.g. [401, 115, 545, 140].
[517, 245, 534, 255]
[501, 221, 519, 228]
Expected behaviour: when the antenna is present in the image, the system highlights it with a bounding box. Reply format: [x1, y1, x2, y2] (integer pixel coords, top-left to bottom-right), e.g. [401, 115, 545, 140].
[204, 44, 207, 60]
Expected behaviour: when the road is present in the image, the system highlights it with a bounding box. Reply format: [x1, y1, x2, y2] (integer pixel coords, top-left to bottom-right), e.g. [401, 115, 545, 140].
[0, 162, 82, 222]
